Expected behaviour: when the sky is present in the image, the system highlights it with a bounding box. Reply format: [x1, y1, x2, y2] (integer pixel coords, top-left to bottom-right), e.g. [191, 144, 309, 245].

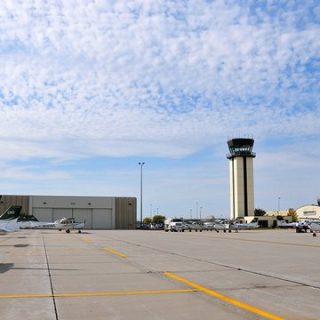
[0, 0, 319, 219]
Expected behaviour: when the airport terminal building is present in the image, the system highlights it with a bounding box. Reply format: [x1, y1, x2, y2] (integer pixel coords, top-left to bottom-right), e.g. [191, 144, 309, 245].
[0, 195, 136, 229]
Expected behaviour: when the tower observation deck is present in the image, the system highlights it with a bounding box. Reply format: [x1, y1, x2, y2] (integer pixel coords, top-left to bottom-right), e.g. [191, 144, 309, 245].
[227, 138, 256, 159]
[227, 138, 256, 220]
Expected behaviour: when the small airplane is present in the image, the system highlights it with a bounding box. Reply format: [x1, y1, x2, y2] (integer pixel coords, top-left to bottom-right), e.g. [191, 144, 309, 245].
[203, 219, 258, 233]
[53, 217, 85, 233]
[230, 217, 260, 231]
[308, 222, 320, 236]
[213, 222, 229, 232]
[21, 217, 85, 233]
[0, 205, 85, 233]
[276, 216, 297, 228]
[22, 217, 85, 233]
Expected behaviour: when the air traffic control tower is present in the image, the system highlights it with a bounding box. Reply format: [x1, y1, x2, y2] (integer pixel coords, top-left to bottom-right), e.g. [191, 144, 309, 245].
[227, 138, 256, 220]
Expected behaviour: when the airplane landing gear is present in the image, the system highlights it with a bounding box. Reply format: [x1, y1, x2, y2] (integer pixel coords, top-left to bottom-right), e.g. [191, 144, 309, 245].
[66, 229, 70, 233]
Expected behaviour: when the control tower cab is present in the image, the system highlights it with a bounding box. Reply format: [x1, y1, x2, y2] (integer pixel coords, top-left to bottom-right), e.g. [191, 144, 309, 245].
[227, 138, 256, 220]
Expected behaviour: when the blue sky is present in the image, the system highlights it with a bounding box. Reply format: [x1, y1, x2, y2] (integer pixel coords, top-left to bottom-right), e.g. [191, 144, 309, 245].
[0, 0, 319, 219]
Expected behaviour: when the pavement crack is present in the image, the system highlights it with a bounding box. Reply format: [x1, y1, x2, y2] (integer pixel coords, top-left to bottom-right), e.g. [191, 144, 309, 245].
[104, 236, 320, 291]
[42, 234, 59, 320]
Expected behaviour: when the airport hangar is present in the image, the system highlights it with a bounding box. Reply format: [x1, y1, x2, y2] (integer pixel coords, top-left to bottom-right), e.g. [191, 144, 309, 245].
[0, 195, 136, 229]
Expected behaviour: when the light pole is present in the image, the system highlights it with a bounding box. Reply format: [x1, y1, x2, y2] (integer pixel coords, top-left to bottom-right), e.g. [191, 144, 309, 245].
[278, 197, 281, 213]
[200, 207, 203, 220]
[196, 201, 199, 219]
[138, 162, 145, 224]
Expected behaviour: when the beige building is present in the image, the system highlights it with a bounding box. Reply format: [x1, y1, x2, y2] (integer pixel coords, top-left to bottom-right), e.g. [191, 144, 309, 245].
[265, 210, 292, 217]
[0, 195, 136, 229]
[296, 204, 320, 220]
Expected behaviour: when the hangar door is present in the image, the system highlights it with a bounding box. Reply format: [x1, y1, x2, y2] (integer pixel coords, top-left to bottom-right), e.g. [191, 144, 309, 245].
[92, 209, 112, 229]
[33, 207, 112, 229]
[33, 208, 53, 222]
[53, 209, 72, 221]
[73, 209, 92, 229]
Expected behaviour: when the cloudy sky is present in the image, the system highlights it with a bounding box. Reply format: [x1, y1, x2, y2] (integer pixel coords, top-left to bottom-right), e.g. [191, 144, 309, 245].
[0, 0, 319, 219]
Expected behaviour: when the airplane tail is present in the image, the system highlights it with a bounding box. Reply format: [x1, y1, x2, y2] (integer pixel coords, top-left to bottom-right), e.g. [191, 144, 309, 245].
[0, 205, 22, 220]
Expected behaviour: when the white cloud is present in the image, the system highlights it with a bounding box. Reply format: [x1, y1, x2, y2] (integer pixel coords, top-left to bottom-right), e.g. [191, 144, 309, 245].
[0, 0, 318, 162]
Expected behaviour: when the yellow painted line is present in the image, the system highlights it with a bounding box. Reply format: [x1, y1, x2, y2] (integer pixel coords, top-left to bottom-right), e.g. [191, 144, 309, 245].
[0, 288, 196, 299]
[103, 247, 127, 258]
[187, 233, 320, 249]
[80, 237, 92, 244]
[0, 293, 53, 299]
[164, 272, 284, 320]
[223, 237, 320, 249]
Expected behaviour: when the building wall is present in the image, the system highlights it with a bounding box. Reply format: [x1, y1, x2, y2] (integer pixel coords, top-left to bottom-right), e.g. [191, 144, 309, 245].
[296, 205, 320, 220]
[30, 196, 116, 229]
[115, 197, 136, 229]
[229, 157, 254, 219]
[229, 159, 235, 219]
[246, 158, 255, 216]
[0, 195, 136, 229]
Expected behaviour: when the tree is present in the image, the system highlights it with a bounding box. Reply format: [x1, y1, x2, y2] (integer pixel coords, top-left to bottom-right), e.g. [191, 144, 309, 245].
[254, 208, 266, 216]
[152, 215, 166, 224]
[143, 217, 152, 224]
[288, 208, 298, 222]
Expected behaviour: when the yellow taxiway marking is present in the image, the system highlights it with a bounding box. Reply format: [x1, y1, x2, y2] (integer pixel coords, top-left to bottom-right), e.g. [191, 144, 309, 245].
[80, 237, 92, 244]
[103, 247, 127, 258]
[164, 272, 284, 320]
[0, 288, 196, 299]
[222, 237, 320, 249]
[186, 233, 320, 249]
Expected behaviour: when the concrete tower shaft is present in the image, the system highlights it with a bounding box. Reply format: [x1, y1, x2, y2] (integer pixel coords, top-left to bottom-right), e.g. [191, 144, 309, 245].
[227, 138, 256, 220]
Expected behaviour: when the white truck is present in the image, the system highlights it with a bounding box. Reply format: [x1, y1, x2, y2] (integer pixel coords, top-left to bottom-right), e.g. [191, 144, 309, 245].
[164, 218, 184, 232]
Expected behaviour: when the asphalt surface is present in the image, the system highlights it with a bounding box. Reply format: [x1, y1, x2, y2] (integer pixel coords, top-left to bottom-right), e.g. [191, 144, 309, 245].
[1, 228, 320, 319]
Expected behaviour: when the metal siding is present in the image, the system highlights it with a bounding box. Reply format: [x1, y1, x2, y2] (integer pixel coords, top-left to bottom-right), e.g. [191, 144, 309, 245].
[128, 198, 136, 229]
[31, 196, 113, 209]
[92, 209, 112, 229]
[115, 197, 136, 229]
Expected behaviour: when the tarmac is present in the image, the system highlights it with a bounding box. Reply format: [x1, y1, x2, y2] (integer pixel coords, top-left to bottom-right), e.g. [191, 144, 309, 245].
[1, 228, 320, 320]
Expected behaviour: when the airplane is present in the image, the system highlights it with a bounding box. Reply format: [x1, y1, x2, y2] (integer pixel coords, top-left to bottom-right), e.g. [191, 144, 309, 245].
[308, 222, 320, 236]
[276, 216, 297, 228]
[52, 217, 85, 233]
[201, 219, 230, 232]
[203, 219, 258, 233]
[22, 217, 85, 233]
[213, 222, 229, 232]
[230, 217, 260, 231]
[0, 205, 85, 233]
